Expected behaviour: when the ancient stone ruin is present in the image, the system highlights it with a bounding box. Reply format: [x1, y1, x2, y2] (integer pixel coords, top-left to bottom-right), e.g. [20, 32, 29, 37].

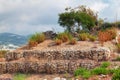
[0, 47, 110, 74]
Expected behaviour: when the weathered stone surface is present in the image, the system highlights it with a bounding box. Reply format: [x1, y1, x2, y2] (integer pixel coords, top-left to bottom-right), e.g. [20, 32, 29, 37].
[43, 31, 57, 39]
[5, 47, 110, 61]
[0, 78, 12, 80]
[45, 62, 57, 74]
[3, 47, 110, 74]
[5, 51, 23, 61]
[0, 60, 97, 74]
[0, 62, 6, 74]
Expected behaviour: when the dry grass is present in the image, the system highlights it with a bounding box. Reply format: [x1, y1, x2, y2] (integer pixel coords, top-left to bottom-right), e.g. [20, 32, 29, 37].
[57, 32, 69, 42]
[54, 38, 62, 45]
[98, 31, 112, 46]
[28, 33, 45, 47]
[106, 28, 117, 40]
[98, 28, 117, 45]
[78, 33, 89, 41]
[69, 38, 77, 45]
[0, 50, 7, 58]
[88, 35, 97, 42]
[28, 41, 38, 48]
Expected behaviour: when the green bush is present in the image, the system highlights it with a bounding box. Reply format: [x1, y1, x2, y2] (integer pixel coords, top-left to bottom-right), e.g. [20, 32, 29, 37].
[13, 73, 27, 80]
[91, 67, 109, 75]
[100, 62, 110, 68]
[74, 68, 87, 76]
[112, 70, 120, 80]
[78, 33, 89, 41]
[82, 71, 91, 79]
[74, 68, 91, 79]
[109, 69, 118, 75]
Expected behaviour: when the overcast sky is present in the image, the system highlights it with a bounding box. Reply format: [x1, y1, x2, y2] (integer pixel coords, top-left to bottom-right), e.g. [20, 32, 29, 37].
[0, 0, 120, 35]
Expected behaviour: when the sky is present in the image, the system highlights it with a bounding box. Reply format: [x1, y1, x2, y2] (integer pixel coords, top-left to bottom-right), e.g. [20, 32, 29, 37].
[0, 0, 120, 35]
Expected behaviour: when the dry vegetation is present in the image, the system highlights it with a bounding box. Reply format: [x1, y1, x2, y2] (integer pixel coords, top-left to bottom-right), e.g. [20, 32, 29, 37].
[98, 28, 117, 46]
[0, 50, 8, 58]
[28, 33, 45, 48]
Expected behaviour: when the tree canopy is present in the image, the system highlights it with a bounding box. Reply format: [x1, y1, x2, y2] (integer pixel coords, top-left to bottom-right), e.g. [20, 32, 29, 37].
[58, 5, 98, 33]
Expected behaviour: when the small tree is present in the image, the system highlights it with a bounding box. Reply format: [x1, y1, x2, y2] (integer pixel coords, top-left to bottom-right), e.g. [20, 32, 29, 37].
[58, 11, 75, 33]
[58, 5, 98, 33]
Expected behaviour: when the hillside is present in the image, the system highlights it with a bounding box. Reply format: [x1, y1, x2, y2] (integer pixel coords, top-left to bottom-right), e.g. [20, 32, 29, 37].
[0, 33, 28, 46]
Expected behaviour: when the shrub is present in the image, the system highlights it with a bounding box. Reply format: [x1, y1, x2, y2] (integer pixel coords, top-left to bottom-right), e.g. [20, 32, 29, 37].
[0, 50, 8, 58]
[106, 28, 117, 39]
[112, 70, 120, 80]
[57, 32, 69, 42]
[78, 33, 89, 41]
[98, 31, 111, 46]
[100, 62, 110, 68]
[29, 33, 45, 43]
[91, 67, 109, 75]
[98, 28, 117, 46]
[74, 68, 91, 79]
[55, 38, 62, 45]
[28, 40, 38, 47]
[28, 33, 45, 47]
[69, 38, 77, 45]
[89, 35, 97, 42]
[13, 73, 27, 80]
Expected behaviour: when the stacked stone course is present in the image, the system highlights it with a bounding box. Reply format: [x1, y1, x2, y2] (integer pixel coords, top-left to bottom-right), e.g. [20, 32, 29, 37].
[0, 47, 110, 74]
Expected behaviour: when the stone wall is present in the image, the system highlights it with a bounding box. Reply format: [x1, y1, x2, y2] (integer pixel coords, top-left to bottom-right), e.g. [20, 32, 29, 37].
[5, 47, 110, 61]
[0, 60, 97, 74]
[1, 47, 110, 74]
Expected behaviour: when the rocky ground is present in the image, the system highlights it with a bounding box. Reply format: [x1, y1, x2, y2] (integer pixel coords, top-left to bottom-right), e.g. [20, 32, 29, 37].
[0, 40, 120, 80]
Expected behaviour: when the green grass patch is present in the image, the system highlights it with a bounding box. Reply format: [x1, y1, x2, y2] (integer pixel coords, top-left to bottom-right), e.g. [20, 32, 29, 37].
[112, 69, 120, 80]
[74, 68, 91, 79]
[100, 62, 110, 68]
[13, 73, 27, 80]
[91, 67, 109, 75]
[74, 62, 120, 79]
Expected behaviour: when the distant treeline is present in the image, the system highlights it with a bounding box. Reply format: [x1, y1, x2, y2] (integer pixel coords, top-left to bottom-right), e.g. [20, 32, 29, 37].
[100, 22, 120, 30]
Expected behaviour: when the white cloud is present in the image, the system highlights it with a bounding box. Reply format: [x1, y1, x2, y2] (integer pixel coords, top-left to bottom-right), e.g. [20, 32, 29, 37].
[0, 23, 64, 35]
[90, 2, 109, 12]
[0, 0, 119, 35]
